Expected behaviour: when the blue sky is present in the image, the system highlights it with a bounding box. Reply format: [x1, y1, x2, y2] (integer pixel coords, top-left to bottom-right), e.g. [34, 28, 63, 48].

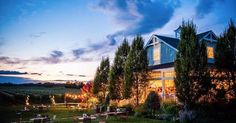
[0, 0, 235, 82]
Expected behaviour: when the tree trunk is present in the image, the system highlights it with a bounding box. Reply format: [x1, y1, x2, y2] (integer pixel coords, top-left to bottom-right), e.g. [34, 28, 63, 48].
[136, 82, 139, 106]
[135, 72, 140, 107]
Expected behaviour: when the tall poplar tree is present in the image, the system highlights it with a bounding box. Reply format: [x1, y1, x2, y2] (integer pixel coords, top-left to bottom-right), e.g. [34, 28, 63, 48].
[124, 35, 148, 106]
[109, 39, 130, 100]
[92, 67, 100, 95]
[215, 19, 236, 99]
[174, 21, 211, 110]
[92, 57, 110, 103]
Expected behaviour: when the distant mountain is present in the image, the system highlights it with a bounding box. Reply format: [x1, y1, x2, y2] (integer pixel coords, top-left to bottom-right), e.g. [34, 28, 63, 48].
[0, 76, 43, 84]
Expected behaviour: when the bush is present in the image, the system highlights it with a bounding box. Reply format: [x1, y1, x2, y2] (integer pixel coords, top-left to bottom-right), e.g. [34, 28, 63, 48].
[179, 109, 197, 123]
[143, 91, 160, 117]
[100, 104, 107, 112]
[120, 104, 134, 115]
[161, 99, 178, 115]
[134, 104, 145, 117]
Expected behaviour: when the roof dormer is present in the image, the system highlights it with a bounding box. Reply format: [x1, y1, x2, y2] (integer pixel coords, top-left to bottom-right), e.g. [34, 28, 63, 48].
[174, 26, 182, 38]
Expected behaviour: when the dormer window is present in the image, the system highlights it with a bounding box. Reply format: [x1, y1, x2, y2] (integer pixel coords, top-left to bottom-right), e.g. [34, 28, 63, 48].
[207, 47, 214, 58]
[153, 43, 160, 64]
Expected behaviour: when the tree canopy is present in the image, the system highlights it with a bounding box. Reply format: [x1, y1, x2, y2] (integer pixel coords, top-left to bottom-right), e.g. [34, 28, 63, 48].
[92, 57, 110, 103]
[215, 19, 236, 100]
[108, 39, 130, 100]
[174, 21, 211, 109]
[124, 35, 148, 106]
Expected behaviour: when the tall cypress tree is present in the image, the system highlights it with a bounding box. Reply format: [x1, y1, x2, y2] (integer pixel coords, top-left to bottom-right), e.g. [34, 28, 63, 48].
[92, 67, 101, 95]
[109, 39, 130, 100]
[174, 21, 211, 110]
[108, 66, 117, 99]
[92, 57, 110, 103]
[124, 35, 148, 106]
[215, 19, 236, 99]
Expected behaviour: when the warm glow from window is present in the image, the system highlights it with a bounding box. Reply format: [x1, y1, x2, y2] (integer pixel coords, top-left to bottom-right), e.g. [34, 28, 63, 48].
[153, 44, 160, 64]
[164, 80, 175, 87]
[148, 71, 161, 79]
[207, 47, 214, 58]
[163, 71, 175, 78]
[149, 80, 162, 88]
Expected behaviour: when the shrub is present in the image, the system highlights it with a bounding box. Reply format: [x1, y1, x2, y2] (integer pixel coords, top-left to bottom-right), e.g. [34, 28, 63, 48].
[100, 104, 107, 112]
[134, 104, 145, 117]
[143, 91, 160, 116]
[161, 99, 178, 115]
[120, 104, 134, 115]
[179, 109, 197, 123]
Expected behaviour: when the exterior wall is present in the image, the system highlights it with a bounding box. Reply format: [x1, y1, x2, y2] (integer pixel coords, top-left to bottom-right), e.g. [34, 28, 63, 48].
[147, 36, 217, 66]
[160, 42, 177, 64]
[147, 46, 154, 65]
[146, 31, 218, 100]
[146, 38, 177, 66]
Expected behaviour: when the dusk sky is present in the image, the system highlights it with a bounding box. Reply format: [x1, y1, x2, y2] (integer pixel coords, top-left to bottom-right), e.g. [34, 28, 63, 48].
[0, 0, 235, 82]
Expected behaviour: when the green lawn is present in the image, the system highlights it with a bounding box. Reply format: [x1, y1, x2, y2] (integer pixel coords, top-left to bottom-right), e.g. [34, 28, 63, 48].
[0, 85, 81, 95]
[0, 105, 171, 123]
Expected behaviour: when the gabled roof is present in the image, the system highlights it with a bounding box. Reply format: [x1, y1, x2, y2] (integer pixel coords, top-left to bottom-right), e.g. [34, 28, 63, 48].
[197, 30, 212, 40]
[155, 35, 179, 49]
[174, 26, 182, 33]
[151, 30, 214, 50]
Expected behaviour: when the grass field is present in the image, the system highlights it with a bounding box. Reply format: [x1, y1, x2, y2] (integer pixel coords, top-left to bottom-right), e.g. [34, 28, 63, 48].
[0, 84, 82, 105]
[0, 105, 171, 123]
[0, 85, 81, 96]
[0, 85, 172, 123]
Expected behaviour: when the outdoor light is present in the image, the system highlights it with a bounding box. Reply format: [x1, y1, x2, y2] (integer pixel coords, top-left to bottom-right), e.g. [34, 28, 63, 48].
[25, 95, 30, 106]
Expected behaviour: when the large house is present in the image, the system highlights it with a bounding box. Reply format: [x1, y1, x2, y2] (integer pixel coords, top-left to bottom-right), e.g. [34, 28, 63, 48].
[145, 27, 218, 99]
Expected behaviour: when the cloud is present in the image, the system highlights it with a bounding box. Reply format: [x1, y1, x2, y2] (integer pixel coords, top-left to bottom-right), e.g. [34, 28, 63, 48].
[0, 50, 65, 65]
[35, 50, 64, 64]
[72, 39, 111, 60]
[66, 74, 87, 77]
[30, 72, 42, 76]
[94, 0, 180, 40]
[79, 57, 94, 62]
[0, 70, 28, 75]
[29, 32, 46, 38]
[196, 0, 223, 19]
[72, 48, 86, 59]
[72, 41, 115, 62]
[85, 0, 181, 57]
[50, 50, 63, 58]
[0, 56, 22, 64]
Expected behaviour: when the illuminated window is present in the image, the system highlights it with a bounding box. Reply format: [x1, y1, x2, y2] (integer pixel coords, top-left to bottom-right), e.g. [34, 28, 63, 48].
[163, 71, 175, 78]
[207, 47, 214, 58]
[153, 44, 160, 64]
[148, 71, 161, 79]
[164, 80, 175, 87]
[149, 80, 162, 88]
[164, 80, 175, 94]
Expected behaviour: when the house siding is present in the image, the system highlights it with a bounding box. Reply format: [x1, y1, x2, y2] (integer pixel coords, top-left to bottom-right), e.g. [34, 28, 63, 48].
[147, 46, 154, 66]
[160, 42, 177, 64]
[145, 30, 218, 100]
